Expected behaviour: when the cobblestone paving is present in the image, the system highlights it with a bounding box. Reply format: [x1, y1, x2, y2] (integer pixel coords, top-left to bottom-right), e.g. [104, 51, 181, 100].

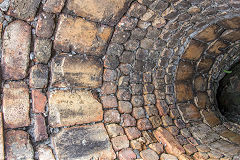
[0, 0, 240, 160]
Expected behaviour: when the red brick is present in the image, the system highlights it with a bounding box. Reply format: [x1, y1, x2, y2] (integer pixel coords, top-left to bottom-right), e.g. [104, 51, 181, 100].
[32, 89, 47, 113]
[121, 114, 136, 127]
[124, 127, 141, 140]
[137, 118, 152, 131]
[101, 95, 118, 108]
[3, 81, 30, 128]
[101, 82, 117, 94]
[34, 114, 48, 141]
[5, 130, 34, 159]
[2, 20, 31, 80]
[118, 148, 137, 160]
[132, 107, 145, 119]
[111, 135, 129, 151]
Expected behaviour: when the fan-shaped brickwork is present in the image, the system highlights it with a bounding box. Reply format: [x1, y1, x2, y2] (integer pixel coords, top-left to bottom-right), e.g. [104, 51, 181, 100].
[0, 0, 240, 160]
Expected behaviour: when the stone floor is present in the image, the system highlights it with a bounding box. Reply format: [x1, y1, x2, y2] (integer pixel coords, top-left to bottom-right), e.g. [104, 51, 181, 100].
[0, 0, 239, 160]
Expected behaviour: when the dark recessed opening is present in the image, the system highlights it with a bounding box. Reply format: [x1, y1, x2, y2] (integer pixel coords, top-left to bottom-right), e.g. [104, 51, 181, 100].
[217, 62, 240, 124]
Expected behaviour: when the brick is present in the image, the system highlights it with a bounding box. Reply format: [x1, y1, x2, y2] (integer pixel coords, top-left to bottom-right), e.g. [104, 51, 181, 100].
[160, 153, 178, 160]
[193, 152, 209, 160]
[51, 54, 103, 88]
[118, 101, 132, 113]
[66, 0, 132, 26]
[0, 113, 3, 160]
[207, 40, 228, 56]
[177, 103, 201, 123]
[178, 154, 193, 160]
[106, 124, 124, 138]
[195, 24, 222, 42]
[3, 81, 30, 128]
[112, 135, 129, 151]
[104, 110, 120, 123]
[220, 29, 240, 42]
[145, 105, 159, 116]
[176, 61, 194, 81]
[52, 123, 116, 159]
[140, 149, 159, 160]
[48, 89, 103, 127]
[103, 69, 117, 81]
[201, 110, 221, 127]
[54, 14, 113, 55]
[137, 118, 152, 131]
[5, 130, 34, 160]
[29, 64, 48, 88]
[124, 127, 141, 140]
[156, 100, 169, 116]
[194, 76, 207, 91]
[131, 95, 144, 107]
[121, 114, 136, 127]
[43, 0, 65, 13]
[132, 107, 145, 119]
[149, 116, 162, 128]
[36, 12, 55, 38]
[153, 127, 185, 156]
[101, 95, 118, 108]
[37, 144, 55, 160]
[162, 115, 173, 127]
[149, 143, 164, 154]
[218, 17, 240, 29]
[142, 131, 157, 145]
[117, 88, 131, 101]
[182, 40, 207, 61]
[101, 82, 117, 94]
[7, 0, 41, 21]
[2, 20, 31, 80]
[176, 82, 193, 102]
[198, 57, 213, 72]
[34, 114, 48, 141]
[184, 144, 197, 155]
[32, 89, 47, 113]
[34, 38, 52, 64]
[118, 148, 137, 160]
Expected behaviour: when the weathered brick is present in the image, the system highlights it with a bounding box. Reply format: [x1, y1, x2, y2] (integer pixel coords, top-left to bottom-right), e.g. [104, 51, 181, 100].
[3, 81, 30, 128]
[118, 148, 137, 160]
[176, 61, 194, 81]
[0, 113, 4, 160]
[7, 0, 41, 21]
[124, 127, 141, 140]
[140, 149, 159, 160]
[54, 14, 113, 55]
[195, 24, 222, 42]
[32, 89, 47, 113]
[34, 38, 52, 64]
[218, 17, 240, 29]
[52, 123, 116, 159]
[51, 54, 103, 88]
[36, 12, 55, 38]
[176, 82, 193, 102]
[104, 110, 121, 123]
[177, 103, 201, 123]
[43, 0, 65, 13]
[66, 0, 132, 26]
[34, 114, 48, 141]
[153, 127, 185, 156]
[48, 89, 103, 127]
[101, 95, 118, 108]
[111, 135, 129, 151]
[106, 124, 125, 138]
[2, 20, 31, 80]
[182, 40, 207, 61]
[5, 130, 34, 160]
[37, 144, 55, 160]
[29, 64, 48, 88]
